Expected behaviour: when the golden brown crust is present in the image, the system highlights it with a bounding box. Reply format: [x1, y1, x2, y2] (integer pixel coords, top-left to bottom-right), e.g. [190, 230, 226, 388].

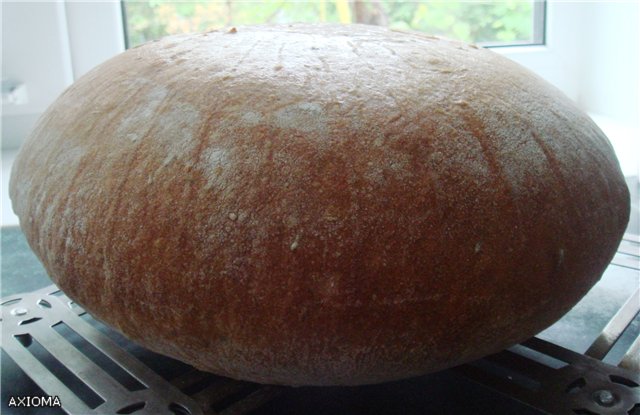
[10, 24, 629, 385]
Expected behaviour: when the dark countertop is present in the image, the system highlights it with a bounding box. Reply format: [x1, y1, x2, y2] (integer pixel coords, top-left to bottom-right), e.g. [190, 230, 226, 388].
[1, 226, 53, 298]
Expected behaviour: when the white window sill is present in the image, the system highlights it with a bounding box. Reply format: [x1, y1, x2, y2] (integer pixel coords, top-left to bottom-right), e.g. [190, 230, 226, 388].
[588, 113, 639, 179]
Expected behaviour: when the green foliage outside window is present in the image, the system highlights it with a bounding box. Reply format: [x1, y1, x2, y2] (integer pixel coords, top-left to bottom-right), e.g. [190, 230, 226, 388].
[124, 1, 537, 48]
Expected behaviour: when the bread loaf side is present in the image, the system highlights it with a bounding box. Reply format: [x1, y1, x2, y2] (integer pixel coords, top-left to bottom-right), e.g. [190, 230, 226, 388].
[10, 24, 630, 385]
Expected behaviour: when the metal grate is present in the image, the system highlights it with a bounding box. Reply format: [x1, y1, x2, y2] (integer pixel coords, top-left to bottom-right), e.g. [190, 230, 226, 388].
[611, 233, 640, 271]
[1, 286, 282, 414]
[2, 234, 638, 414]
[455, 233, 640, 414]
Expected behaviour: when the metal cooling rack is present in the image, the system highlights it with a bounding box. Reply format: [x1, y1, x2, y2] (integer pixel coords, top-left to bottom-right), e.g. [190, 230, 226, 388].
[455, 233, 640, 415]
[1, 234, 639, 415]
[1, 287, 283, 415]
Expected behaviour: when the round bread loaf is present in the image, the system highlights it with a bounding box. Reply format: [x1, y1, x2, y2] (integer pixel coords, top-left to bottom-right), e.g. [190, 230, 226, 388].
[10, 24, 629, 386]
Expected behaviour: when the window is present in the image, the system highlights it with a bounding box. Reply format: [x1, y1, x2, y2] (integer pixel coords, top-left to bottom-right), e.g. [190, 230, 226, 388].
[122, 1, 545, 49]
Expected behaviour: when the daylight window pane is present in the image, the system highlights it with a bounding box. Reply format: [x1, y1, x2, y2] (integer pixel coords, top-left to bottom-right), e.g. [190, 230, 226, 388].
[123, 1, 544, 48]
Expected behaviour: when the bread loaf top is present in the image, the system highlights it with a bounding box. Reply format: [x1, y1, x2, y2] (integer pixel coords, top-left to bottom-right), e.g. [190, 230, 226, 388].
[10, 24, 629, 385]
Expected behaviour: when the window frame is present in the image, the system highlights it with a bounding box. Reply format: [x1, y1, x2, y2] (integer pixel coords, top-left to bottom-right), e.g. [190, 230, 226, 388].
[120, 0, 547, 49]
[64, 1, 126, 79]
[67, 1, 583, 101]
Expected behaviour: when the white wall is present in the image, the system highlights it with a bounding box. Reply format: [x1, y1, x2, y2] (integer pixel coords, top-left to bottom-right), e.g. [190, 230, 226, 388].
[497, 2, 586, 105]
[511, 1, 640, 179]
[579, 1, 639, 128]
[2, 1, 74, 149]
[497, 1, 639, 132]
[1, 0, 125, 150]
[584, 1, 639, 178]
[65, 1, 126, 79]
